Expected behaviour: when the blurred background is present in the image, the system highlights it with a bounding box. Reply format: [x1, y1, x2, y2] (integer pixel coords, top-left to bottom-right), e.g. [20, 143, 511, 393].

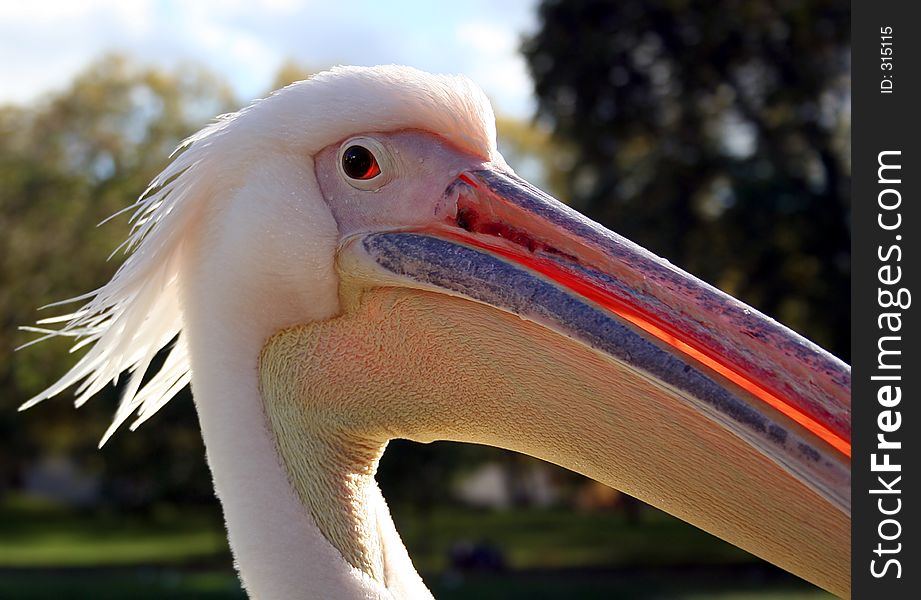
[1, 1, 849, 598]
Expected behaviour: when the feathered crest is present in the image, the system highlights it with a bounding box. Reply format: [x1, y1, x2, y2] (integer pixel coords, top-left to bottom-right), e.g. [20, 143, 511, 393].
[21, 65, 498, 446]
[19, 117, 234, 446]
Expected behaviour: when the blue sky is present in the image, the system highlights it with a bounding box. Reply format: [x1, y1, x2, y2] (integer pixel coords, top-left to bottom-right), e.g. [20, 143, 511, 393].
[0, 0, 539, 118]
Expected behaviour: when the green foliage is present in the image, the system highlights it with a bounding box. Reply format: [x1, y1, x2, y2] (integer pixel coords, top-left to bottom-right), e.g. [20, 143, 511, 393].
[1, 55, 236, 502]
[270, 59, 315, 90]
[496, 115, 570, 198]
[523, 0, 850, 358]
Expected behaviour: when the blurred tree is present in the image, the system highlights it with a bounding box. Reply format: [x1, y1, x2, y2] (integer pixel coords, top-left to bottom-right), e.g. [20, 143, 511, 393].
[271, 59, 315, 90]
[1, 54, 236, 504]
[523, 0, 850, 358]
[496, 115, 569, 198]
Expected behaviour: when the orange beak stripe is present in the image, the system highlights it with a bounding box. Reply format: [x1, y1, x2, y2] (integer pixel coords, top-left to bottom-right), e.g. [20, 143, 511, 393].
[437, 229, 852, 459]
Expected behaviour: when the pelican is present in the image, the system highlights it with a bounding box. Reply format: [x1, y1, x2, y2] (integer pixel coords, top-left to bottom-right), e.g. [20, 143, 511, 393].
[24, 65, 851, 599]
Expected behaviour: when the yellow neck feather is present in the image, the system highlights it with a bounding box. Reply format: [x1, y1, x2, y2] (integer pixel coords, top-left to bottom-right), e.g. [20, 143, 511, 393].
[260, 281, 849, 596]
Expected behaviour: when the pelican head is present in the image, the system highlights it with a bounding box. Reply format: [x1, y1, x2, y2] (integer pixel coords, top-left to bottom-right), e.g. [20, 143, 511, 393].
[27, 66, 850, 598]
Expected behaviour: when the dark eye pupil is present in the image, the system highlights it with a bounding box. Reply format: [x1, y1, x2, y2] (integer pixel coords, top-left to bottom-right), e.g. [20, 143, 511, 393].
[342, 145, 376, 179]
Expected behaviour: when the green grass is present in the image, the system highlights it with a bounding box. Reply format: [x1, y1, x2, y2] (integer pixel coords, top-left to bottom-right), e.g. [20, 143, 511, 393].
[429, 571, 831, 600]
[0, 496, 229, 567]
[0, 570, 246, 600]
[0, 496, 831, 598]
[394, 506, 754, 573]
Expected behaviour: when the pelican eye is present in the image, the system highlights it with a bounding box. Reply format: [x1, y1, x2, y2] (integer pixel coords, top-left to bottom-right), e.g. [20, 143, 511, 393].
[341, 145, 381, 180]
[337, 137, 393, 191]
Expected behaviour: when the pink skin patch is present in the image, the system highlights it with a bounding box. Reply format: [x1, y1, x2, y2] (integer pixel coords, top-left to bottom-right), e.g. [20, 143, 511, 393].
[431, 176, 851, 459]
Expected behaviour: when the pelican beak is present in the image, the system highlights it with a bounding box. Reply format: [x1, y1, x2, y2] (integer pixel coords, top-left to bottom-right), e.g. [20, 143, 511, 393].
[337, 166, 851, 593]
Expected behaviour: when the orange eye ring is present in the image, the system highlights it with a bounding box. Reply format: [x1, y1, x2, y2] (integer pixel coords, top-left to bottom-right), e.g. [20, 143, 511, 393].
[341, 145, 381, 180]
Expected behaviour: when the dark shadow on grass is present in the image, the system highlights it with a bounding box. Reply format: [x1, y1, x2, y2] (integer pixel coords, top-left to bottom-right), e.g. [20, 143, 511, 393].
[0, 563, 832, 600]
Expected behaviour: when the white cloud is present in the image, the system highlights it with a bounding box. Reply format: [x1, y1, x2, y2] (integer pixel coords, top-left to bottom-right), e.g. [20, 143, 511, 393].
[0, 0, 130, 21]
[259, 0, 304, 14]
[0, 0, 539, 117]
[455, 20, 534, 117]
[194, 22, 283, 96]
[0, 0, 155, 102]
[457, 21, 517, 55]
